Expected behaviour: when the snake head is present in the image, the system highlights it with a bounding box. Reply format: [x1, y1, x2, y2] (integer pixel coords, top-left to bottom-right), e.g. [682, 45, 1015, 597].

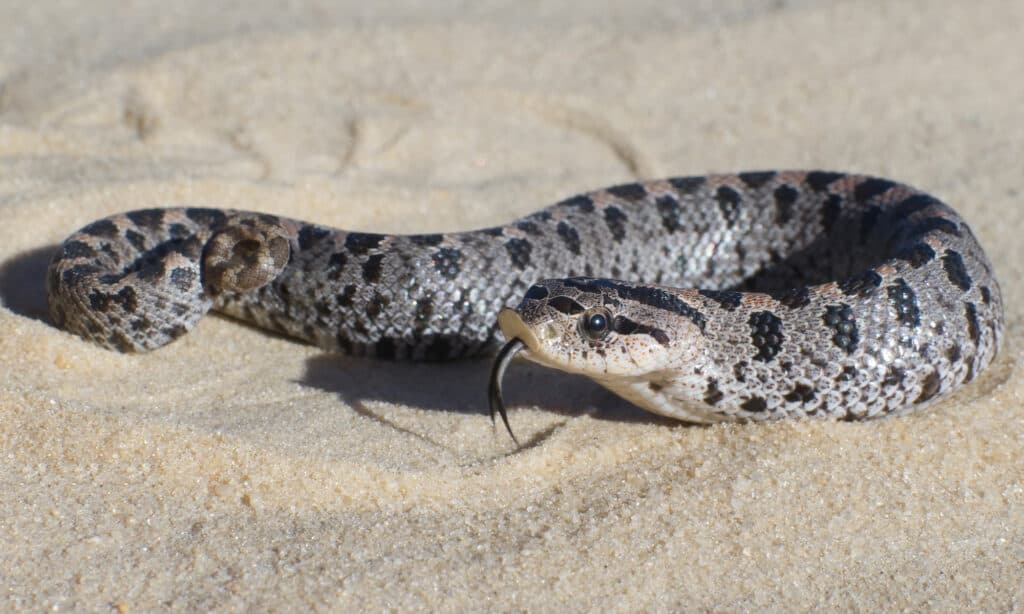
[490, 278, 716, 429]
[497, 278, 709, 378]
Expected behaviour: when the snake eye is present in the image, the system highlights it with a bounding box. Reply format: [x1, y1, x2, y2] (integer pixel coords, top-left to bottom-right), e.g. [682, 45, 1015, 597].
[580, 307, 612, 341]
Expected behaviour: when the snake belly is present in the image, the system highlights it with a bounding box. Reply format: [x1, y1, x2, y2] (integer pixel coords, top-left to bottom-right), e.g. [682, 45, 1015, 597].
[48, 171, 1002, 421]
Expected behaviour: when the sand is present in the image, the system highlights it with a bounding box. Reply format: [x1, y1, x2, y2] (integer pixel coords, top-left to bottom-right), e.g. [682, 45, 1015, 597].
[1, 0, 1022, 610]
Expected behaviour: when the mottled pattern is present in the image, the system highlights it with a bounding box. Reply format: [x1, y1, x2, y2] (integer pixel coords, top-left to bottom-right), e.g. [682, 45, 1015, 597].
[49, 172, 1003, 422]
[493, 172, 1003, 422]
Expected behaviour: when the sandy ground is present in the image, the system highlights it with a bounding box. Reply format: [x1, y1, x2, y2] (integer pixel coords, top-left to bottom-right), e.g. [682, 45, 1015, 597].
[1, 0, 1022, 610]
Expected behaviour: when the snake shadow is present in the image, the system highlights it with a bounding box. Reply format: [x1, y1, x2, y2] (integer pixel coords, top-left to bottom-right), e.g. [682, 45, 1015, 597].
[300, 353, 674, 429]
[0, 243, 58, 322]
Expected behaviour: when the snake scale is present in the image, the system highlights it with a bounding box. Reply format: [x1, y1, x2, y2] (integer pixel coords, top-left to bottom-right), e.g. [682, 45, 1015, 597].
[48, 171, 1003, 430]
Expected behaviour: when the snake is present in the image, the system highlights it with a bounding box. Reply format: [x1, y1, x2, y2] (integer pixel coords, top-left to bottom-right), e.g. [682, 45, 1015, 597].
[47, 171, 1003, 440]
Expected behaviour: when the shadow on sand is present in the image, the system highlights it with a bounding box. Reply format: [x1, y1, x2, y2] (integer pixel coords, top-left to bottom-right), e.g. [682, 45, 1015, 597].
[0, 243, 58, 322]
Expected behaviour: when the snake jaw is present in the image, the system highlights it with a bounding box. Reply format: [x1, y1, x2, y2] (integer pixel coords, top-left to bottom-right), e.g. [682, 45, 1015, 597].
[488, 337, 525, 445]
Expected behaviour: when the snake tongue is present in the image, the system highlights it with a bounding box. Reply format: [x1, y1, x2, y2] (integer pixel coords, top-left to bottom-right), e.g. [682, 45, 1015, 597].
[488, 337, 525, 445]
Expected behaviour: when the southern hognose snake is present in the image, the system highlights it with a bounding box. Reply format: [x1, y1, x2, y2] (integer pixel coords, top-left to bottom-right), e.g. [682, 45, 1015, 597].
[47, 171, 1003, 439]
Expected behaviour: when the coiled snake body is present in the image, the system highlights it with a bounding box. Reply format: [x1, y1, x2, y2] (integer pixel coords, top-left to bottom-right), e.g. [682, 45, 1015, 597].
[48, 171, 1003, 426]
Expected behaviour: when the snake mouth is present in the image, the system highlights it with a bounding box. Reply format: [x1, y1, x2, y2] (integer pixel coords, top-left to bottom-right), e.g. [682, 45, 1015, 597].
[488, 337, 525, 445]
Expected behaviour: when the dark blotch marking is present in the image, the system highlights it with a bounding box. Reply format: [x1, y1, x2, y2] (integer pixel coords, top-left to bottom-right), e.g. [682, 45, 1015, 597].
[548, 295, 585, 315]
[504, 238, 532, 269]
[116, 286, 139, 313]
[431, 247, 462, 280]
[741, 397, 768, 413]
[328, 251, 347, 271]
[611, 315, 639, 334]
[889, 194, 939, 219]
[913, 217, 962, 238]
[946, 344, 962, 363]
[839, 270, 883, 297]
[699, 289, 743, 311]
[362, 254, 385, 284]
[564, 279, 706, 332]
[784, 383, 816, 404]
[895, 243, 936, 268]
[169, 236, 203, 260]
[556, 222, 581, 255]
[167, 223, 189, 239]
[837, 366, 858, 382]
[365, 292, 390, 318]
[749, 311, 784, 362]
[169, 267, 196, 293]
[62, 240, 97, 259]
[481, 227, 504, 237]
[414, 299, 433, 324]
[822, 194, 842, 233]
[185, 208, 228, 228]
[134, 256, 165, 283]
[298, 226, 330, 251]
[562, 194, 595, 212]
[607, 183, 648, 201]
[883, 367, 905, 387]
[733, 361, 747, 383]
[410, 234, 444, 247]
[124, 229, 147, 251]
[942, 250, 972, 291]
[773, 184, 798, 224]
[738, 171, 776, 189]
[965, 302, 981, 346]
[669, 176, 705, 194]
[603, 207, 628, 242]
[160, 324, 188, 341]
[515, 221, 542, 236]
[656, 195, 682, 232]
[915, 371, 941, 404]
[980, 286, 992, 305]
[823, 304, 859, 353]
[735, 243, 747, 263]
[524, 285, 549, 300]
[81, 219, 119, 239]
[772, 287, 811, 309]
[97, 242, 119, 264]
[125, 210, 165, 231]
[887, 279, 920, 327]
[860, 205, 882, 244]
[344, 233, 384, 256]
[88, 286, 138, 314]
[704, 379, 724, 405]
[611, 315, 670, 346]
[715, 186, 742, 227]
[853, 178, 896, 203]
[648, 382, 663, 393]
[805, 171, 844, 192]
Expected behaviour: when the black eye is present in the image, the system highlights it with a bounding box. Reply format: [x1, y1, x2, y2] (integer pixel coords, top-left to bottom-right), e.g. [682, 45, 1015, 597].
[580, 308, 612, 340]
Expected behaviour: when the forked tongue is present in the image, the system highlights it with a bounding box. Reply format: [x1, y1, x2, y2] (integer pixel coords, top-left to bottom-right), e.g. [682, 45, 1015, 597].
[488, 338, 525, 445]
